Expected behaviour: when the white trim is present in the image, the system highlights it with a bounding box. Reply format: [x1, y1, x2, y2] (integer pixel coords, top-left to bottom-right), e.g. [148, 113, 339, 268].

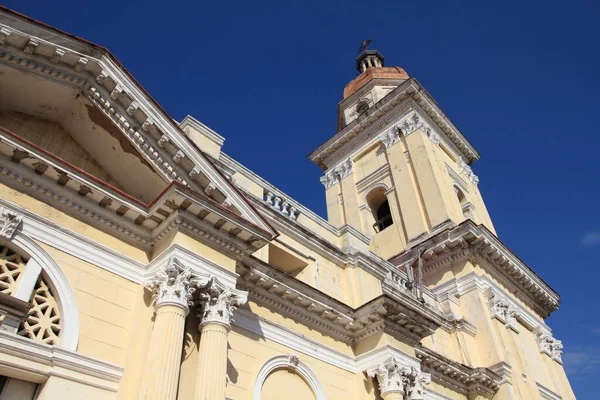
[12, 258, 42, 302]
[9, 233, 79, 351]
[536, 382, 562, 400]
[253, 355, 327, 400]
[0, 199, 242, 288]
[432, 272, 550, 333]
[0, 330, 122, 392]
[179, 115, 225, 146]
[235, 310, 419, 374]
[0, 198, 145, 283]
[355, 344, 420, 371]
[424, 389, 453, 400]
[235, 310, 355, 372]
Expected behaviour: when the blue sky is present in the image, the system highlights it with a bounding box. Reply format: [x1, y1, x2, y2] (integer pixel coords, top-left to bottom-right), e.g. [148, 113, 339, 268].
[3, 0, 599, 397]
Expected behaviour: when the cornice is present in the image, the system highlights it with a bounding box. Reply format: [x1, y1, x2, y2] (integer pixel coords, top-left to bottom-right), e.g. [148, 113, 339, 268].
[238, 260, 443, 345]
[390, 221, 560, 318]
[309, 79, 479, 169]
[415, 346, 501, 399]
[0, 12, 276, 238]
[0, 131, 269, 256]
[0, 330, 123, 391]
[180, 115, 225, 146]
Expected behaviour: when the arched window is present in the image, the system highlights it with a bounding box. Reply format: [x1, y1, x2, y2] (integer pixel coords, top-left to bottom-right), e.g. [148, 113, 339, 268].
[0, 211, 79, 350]
[454, 185, 474, 221]
[375, 200, 393, 232]
[253, 355, 327, 400]
[365, 186, 394, 233]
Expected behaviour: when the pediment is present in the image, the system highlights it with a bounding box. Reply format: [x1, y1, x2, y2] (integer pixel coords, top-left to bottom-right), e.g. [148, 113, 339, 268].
[0, 8, 277, 238]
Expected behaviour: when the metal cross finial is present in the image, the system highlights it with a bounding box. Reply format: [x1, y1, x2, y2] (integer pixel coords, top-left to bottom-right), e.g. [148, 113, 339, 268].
[358, 38, 371, 54]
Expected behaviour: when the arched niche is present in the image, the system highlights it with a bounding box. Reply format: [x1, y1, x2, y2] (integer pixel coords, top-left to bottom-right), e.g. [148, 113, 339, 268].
[253, 355, 327, 400]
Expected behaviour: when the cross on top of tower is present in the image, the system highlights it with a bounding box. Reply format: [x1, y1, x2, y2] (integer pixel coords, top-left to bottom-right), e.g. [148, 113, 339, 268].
[356, 40, 384, 73]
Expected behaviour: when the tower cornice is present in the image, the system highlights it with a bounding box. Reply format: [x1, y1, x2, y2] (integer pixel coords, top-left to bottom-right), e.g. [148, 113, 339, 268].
[308, 78, 479, 170]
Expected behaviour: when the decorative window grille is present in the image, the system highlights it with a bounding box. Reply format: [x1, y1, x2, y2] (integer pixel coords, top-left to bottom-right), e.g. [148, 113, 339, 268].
[0, 244, 61, 345]
[0, 245, 26, 295]
[18, 276, 61, 345]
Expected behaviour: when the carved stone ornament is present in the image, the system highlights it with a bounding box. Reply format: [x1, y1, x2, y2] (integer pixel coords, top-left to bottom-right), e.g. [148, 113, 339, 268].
[486, 289, 519, 331]
[288, 354, 300, 367]
[0, 208, 22, 241]
[398, 112, 442, 146]
[197, 279, 248, 330]
[380, 126, 400, 149]
[367, 357, 430, 398]
[320, 158, 353, 189]
[534, 327, 563, 362]
[457, 158, 479, 185]
[146, 258, 197, 312]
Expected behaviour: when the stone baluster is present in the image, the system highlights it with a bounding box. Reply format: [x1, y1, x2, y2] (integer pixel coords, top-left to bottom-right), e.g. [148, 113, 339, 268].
[139, 259, 198, 400]
[193, 280, 248, 400]
[273, 196, 282, 210]
[289, 206, 298, 220]
[265, 191, 274, 206]
[281, 201, 290, 216]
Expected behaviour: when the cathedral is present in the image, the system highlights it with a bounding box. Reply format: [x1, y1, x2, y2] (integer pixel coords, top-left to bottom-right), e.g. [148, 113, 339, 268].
[0, 5, 574, 400]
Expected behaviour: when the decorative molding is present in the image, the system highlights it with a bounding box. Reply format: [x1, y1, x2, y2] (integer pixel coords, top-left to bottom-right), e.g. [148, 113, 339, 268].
[0, 207, 22, 241]
[0, 18, 275, 236]
[320, 158, 353, 189]
[392, 221, 560, 318]
[432, 272, 551, 335]
[457, 158, 479, 185]
[416, 346, 500, 398]
[252, 354, 327, 400]
[380, 125, 400, 148]
[533, 327, 563, 363]
[0, 27, 11, 45]
[367, 356, 431, 399]
[536, 382, 562, 400]
[197, 279, 247, 330]
[309, 80, 479, 170]
[23, 39, 38, 54]
[356, 165, 391, 194]
[446, 164, 469, 193]
[50, 48, 65, 63]
[238, 259, 442, 345]
[146, 258, 196, 312]
[485, 288, 520, 333]
[398, 112, 440, 147]
[0, 330, 122, 392]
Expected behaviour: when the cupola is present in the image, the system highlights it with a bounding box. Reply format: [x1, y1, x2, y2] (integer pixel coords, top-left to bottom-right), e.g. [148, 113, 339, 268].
[338, 42, 410, 130]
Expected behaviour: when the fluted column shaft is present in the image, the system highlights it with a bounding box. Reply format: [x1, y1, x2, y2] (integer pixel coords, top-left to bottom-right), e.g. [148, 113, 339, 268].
[139, 304, 187, 400]
[193, 282, 248, 400]
[383, 393, 405, 400]
[194, 322, 229, 400]
[139, 259, 196, 400]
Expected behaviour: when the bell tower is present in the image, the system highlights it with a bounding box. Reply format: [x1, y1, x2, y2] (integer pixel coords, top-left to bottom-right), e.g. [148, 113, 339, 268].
[309, 43, 495, 260]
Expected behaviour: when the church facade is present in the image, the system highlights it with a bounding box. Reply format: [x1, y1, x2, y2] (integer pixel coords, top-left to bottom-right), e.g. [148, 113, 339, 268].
[0, 6, 575, 400]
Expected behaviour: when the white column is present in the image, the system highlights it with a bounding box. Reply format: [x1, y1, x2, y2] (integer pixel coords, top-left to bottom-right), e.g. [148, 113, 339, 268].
[193, 280, 247, 400]
[138, 259, 198, 400]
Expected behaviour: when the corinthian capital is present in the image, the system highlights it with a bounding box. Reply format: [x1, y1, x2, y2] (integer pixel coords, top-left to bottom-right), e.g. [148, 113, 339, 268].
[146, 258, 196, 313]
[367, 358, 430, 399]
[197, 279, 248, 330]
[367, 357, 411, 397]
